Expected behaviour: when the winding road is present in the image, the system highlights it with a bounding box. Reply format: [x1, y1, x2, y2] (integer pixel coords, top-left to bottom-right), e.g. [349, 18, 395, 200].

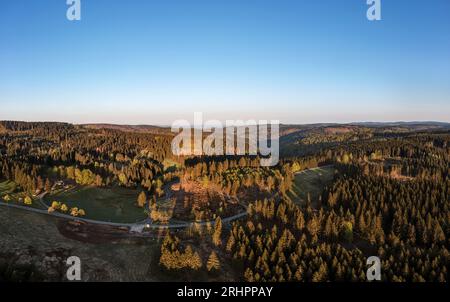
[0, 166, 328, 232]
[0, 192, 248, 231]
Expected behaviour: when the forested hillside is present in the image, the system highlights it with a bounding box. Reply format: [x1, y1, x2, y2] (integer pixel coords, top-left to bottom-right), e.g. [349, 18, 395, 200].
[0, 121, 448, 282]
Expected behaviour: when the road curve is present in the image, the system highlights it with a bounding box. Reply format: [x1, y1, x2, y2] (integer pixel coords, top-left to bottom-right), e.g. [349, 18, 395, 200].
[0, 166, 328, 231]
[0, 198, 248, 230]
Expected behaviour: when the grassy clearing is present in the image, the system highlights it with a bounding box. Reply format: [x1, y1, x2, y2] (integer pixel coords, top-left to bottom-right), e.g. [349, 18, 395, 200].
[289, 166, 335, 208]
[43, 186, 147, 223]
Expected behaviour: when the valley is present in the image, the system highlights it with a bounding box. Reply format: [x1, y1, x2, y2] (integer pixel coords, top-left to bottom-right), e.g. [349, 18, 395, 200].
[0, 121, 449, 282]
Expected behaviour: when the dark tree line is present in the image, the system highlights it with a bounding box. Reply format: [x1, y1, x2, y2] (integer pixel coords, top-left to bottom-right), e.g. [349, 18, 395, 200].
[0, 122, 176, 195]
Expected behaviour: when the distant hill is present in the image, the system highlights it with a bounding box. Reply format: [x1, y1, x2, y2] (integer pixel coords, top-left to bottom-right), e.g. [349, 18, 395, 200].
[349, 121, 450, 128]
[2, 120, 448, 136]
[81, 124, 173, 135]
[0, 121, 73, 132]
[279, 121, 450, 137]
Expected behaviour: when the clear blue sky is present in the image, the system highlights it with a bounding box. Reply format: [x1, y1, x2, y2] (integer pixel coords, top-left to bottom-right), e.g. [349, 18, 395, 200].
[1, 0, 449, 124]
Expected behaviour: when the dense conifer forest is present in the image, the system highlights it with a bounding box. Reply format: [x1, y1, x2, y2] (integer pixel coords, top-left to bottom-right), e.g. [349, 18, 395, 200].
[0, 121, 449, 282]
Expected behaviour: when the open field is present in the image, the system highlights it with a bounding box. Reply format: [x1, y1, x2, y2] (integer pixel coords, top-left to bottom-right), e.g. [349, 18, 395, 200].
[43, 186, 147, 223]
[0, 206, 162, 281]
[289, 166, 336, 208]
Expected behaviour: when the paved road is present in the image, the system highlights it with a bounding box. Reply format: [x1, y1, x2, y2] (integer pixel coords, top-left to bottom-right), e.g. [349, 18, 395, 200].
[0, 196, 248, 230]
[0, 166, 327, 231]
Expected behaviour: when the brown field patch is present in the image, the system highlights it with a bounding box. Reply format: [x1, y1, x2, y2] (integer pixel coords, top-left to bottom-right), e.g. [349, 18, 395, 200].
[170, 179, 242, 222]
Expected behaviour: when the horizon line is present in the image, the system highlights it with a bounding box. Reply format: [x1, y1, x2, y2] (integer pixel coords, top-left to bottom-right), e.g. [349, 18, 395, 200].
[1, 119, 450, 128]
